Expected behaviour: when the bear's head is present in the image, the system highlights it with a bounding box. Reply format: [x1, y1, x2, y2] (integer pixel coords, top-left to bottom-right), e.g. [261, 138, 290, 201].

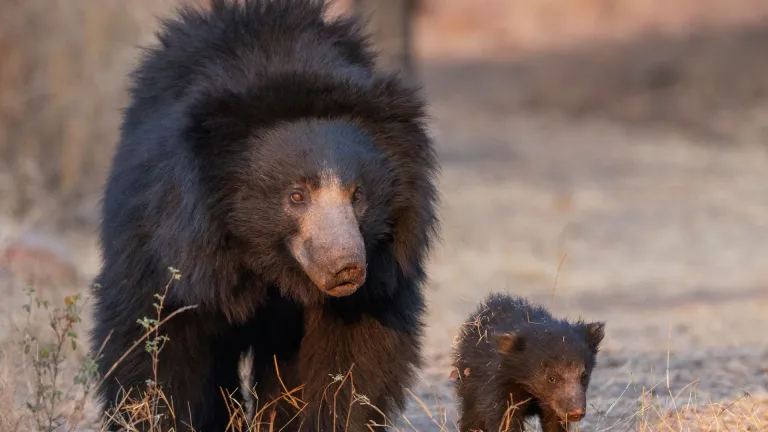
[183, 72, 438, 309]
[230, 119, 395, 299]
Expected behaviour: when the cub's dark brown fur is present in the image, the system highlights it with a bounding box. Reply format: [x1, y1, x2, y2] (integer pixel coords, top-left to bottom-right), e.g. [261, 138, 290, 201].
[452, 293, 605, 432]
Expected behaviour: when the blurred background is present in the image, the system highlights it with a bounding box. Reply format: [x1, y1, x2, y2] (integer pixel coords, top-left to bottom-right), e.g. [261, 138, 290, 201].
[1, 0, 767, 430]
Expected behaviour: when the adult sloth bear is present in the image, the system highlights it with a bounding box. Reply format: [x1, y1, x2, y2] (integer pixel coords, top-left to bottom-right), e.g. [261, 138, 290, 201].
[90, 0, 438, 430]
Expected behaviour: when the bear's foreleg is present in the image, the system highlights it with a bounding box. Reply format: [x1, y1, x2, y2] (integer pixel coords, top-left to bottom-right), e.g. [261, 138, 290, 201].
[294, 307, 422, 431]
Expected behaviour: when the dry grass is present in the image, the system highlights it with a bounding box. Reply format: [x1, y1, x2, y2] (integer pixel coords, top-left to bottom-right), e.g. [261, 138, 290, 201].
[636, 393, 767, 431]
[0, 354, 25, 431]
[583, 373, 768, 432]
[0, 0, 177, 222]
[0, 272, 765, 431]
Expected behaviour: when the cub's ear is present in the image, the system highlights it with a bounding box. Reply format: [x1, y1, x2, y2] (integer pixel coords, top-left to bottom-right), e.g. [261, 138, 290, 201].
[496, 332, 526, 355]
[582, 321, 605, 352]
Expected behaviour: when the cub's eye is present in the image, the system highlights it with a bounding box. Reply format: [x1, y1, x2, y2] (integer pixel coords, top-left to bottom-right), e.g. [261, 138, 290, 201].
[352, 188, 363, 203]
[580, 372, 589, 383]
[290, 191, 305, 204]
[547, 375, 557, 384]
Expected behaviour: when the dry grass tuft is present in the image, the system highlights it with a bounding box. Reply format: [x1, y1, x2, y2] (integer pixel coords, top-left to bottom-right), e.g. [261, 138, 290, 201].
[592, 383, 767, 431]
[0, 268, 765, 431]
[642, 394, 768, 431]
[0, 0, 177, 223]
[0, 354, 25, 431]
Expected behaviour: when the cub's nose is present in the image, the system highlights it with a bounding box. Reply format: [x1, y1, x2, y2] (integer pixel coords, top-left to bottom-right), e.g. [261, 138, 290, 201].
[566, 408, 585, 421]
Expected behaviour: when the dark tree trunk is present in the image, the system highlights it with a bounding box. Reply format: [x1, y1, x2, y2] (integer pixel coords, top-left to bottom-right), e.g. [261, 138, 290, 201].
[354, 0, 417, 79]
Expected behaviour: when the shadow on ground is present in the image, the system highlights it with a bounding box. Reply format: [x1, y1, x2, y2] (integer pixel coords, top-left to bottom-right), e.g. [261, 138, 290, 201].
[422, 21, 768, 145]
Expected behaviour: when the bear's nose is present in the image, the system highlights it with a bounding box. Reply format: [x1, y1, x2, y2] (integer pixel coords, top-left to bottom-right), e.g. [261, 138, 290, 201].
[566, 408, 585, 421]
[333, 263, 365, 285]
[320, 261, 366, 297]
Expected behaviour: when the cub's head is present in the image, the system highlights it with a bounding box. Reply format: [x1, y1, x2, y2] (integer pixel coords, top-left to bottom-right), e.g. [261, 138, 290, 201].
[495, 321, 605, 425]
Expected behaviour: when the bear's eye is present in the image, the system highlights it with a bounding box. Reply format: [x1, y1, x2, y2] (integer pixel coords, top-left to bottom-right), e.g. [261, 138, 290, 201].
[580, 372, 589, 384]
[547, 375, 557, 384]
[290, 191, 306, 204]
[352, 188, 363, 203]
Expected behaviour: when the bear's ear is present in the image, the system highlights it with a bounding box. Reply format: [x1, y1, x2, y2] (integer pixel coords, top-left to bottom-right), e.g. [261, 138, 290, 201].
[185, 89, 256, 160]
[582, 321, 605, 352]
[496, 332, 525, 355]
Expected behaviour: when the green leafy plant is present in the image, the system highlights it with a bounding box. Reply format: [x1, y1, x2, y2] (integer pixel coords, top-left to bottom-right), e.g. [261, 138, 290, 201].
[19, 287, 99, 432]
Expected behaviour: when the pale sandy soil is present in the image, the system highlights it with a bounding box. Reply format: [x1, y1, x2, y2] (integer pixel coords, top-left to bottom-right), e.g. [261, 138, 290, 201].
[402, 84, 768, 429]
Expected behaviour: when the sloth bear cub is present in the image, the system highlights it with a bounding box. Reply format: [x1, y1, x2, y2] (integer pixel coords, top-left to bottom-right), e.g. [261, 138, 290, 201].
[452, 293, 605, 432]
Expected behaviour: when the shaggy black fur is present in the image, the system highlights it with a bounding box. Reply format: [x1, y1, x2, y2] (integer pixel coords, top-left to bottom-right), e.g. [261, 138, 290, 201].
[90, 1, 438, 430]
[452, 294, 605, 432]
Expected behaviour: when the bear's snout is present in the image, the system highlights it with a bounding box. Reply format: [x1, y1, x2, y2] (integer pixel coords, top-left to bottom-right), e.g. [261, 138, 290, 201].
[288, 194, 367, 296]
[324, 262, 366, 297]
[307, 243, 366, 296]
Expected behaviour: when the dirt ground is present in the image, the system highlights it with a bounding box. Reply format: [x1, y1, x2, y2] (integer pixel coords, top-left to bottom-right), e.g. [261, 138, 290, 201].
[2, 2, 768, 431]
[401, 70, 768, 429]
